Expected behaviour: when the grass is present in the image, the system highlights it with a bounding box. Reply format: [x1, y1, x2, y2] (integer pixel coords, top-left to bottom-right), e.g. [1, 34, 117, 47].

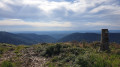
[0, 43, 15, 56]
[37, 42, 120, 67]
[0, 42, 120, 67]
[1, 60, 15, 67]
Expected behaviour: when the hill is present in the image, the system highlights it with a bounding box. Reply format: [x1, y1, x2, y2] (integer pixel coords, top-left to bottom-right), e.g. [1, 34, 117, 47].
[0, 31, 55, 45]
[0, 43, 120, 67]
[17, 33, 56, 43]
[58, 33, 120, 43]
[109, 33, 120, 43]
[1, 31, 120, 45]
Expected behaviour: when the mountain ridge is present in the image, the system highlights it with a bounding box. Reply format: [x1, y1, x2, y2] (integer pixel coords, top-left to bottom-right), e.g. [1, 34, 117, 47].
[0, 31, 120, 45]
[0, 31, 55, 45]
[58, 32, 120, 43]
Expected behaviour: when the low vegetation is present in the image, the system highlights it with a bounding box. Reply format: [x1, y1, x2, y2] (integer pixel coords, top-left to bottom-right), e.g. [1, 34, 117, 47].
[1, 60, 15, 67]
[0, 42, 120, 67]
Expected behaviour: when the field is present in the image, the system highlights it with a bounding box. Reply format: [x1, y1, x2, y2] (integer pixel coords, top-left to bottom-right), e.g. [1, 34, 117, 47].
[0, 42, 120, 67]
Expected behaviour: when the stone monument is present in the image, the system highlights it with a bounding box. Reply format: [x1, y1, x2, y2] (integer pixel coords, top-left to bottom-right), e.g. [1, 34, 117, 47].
[100, 29, 110, 51]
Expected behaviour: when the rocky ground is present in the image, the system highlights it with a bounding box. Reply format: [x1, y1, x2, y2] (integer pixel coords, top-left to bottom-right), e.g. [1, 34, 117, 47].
[0, 45, 49, 67]
[0, 43, 120, 67]
[20, 47, 48, 67]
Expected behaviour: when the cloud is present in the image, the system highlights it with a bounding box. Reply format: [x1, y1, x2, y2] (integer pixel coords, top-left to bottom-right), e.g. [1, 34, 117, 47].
[85, 22, 120, 27]
[0, 0, 119, 14]
[0, 0, 119, 16]
[89, 5, 120, 14]
[0, 0, 94, 14]
[0, 0, 120, 31]
[22, 0, 87, 14]
[0, 1, 13, 11]
[0, 19, 72, 27]
[21, 0, 114, 14]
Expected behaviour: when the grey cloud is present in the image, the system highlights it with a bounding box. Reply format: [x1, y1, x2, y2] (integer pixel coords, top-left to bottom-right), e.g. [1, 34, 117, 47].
[0, 0, 120, 31]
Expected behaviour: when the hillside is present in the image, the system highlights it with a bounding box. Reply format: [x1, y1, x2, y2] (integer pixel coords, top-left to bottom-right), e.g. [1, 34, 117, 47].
[18, 33, 56, 43]
[58, 33, 120, 43]
[109, 33, 120, 43]
[0, 31, 55, 45]
[0, 43, 120, 67]
[58, 33, 100, 42]
[0, 31, 28, 45]
[1, 32, 120, 45]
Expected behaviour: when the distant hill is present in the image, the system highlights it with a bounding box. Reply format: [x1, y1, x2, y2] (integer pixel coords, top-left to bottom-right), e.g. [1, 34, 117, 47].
[1, 31, 120, 45]
[0, 31, 55, 45]
[0, 31, 28, 45]
[18, 33, 56, 43]
[109, 33, 120, 43]
[58, 33, 120, 43]
[58, 33, 100, 42]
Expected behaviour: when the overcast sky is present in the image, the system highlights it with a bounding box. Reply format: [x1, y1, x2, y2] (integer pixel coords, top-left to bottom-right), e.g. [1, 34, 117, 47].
[0, 0, 120, 31]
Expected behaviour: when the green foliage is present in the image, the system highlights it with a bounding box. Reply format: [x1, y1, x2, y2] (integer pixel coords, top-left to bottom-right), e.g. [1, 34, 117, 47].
[45, 42, 120, 67]
[43, 44, 62, 57]
[0, 43, 15, 56]
[0, 42, 120, 67]
[1, 60, 15, 67]
[75, 53, 112, 67]
[15, 45, 25, 51]
[0, 48, 3, 54]
[67, 47, 85, 55]
[91, 41, 100, 49]
[76, 55, 89, 67]
[14, 45, 27, 54]
[48, 63, 56, 67]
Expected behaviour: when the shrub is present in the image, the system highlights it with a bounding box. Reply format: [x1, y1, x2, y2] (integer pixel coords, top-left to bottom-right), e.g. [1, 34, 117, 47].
[51, 56, 60, 62]
[75, 55, 89, 67]
[75, 53, 112, 67]
[14, 45, 26, 54]
[91, 41, 100, 49]
[48, 63, 56, 67]
[1, 60, 15, 67]
[43, 44, 62, 57]
[41, 43, 47, 45]
[67, 47, 85, 55]
[111, 49, 120, 55]
[0, 49, 3, 54]
[63, 54, 76, 62]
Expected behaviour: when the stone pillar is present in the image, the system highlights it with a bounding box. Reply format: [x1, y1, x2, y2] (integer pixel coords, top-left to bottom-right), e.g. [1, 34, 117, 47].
[100, 29, 110, 51]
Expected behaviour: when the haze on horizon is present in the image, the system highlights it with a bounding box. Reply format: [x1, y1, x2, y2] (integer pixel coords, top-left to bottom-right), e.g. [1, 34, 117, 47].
[0, 0, 120, 31]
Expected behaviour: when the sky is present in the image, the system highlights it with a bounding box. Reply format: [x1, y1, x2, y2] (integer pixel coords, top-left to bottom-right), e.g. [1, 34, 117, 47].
[0, 0, 120, 31]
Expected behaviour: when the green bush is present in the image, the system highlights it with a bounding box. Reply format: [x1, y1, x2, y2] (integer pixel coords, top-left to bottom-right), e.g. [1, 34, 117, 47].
[75, 53, 112, 67]
[0, 49, 3, 54]
[67, 47, 85, 55]
[1, 60, 14, 67]
[76, 55, 89, 67]
[43, 44, 62, 57]
[14, 45, 26, 54]
[63, 54, 76, 62]
[0, 43, 120, 67]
